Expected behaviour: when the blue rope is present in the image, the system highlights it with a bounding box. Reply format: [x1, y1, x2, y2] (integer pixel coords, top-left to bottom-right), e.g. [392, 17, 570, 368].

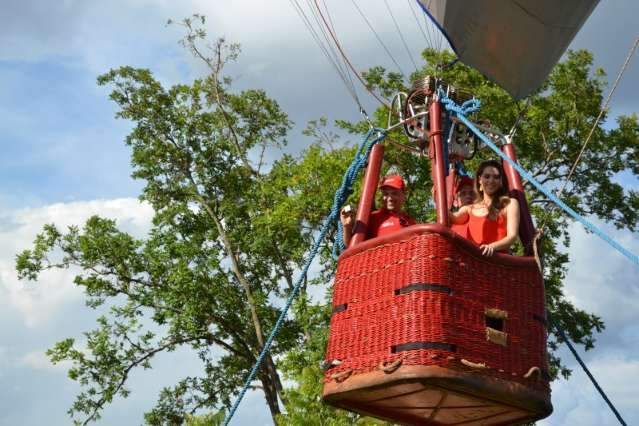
[438, 90, 639, 268]
[333, 129, 387, 257]
[548, 311, 627, 425]
[455, 161, 471, 178]
[222, 129, 386, 425]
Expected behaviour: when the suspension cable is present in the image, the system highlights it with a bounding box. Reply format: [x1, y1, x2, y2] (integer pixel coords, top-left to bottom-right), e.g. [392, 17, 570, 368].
[383, 0, 419, 72]
[351, 0, 407, 78]
[312, 0, 390, 107]
[304, 0, 360, 98]
[306, 0, 354, 90]
[290, 0, 346, 80]
[547, 312, 628, 426]
[288, 0, 362, 106]
[420, 0, 444, 52]
[406, 0, 431, 50]
[537, 35, 639, 234]
[531, 238, 628, 426]
[417, 0, 449, 77]
[320, 0, 360, 95]
[558, 35, 638, 197]
[422, 1, 440, 54]
[507, 98, 532, 139]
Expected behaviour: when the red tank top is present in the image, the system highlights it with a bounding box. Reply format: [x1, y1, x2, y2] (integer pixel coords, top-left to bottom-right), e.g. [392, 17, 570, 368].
[451, 221, 469, 239]
[467, 211, 507, 246]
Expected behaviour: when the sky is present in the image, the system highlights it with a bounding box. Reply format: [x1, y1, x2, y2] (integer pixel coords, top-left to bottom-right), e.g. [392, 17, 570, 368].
[1, 0, 637, 425]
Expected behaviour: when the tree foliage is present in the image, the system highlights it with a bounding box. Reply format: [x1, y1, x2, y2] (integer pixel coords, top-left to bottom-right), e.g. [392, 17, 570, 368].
[15, 15, 638, 426]
[18, 16, 299, 424]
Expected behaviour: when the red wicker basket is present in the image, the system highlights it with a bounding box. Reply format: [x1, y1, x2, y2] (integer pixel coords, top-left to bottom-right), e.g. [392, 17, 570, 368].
[323, 224, 552, 425]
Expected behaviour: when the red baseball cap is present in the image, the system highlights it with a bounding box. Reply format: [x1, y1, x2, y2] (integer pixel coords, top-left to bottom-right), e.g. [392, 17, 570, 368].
[455, 175, 474, 192]
[379, 175, 406, 191]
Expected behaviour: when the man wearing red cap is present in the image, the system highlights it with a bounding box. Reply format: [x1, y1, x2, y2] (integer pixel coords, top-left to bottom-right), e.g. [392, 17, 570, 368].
[340, 174, 416, 247]
[454, 175, 475, 208]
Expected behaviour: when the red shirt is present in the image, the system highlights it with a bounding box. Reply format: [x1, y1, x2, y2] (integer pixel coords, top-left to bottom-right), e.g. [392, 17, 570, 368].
[451, 221, 469, 239]
[367, 209, 416, 239]
[467, 211, 507, 246]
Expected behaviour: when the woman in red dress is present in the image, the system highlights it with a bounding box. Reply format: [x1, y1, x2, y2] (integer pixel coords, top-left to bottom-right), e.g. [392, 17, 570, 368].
[450, 160, 520, 256]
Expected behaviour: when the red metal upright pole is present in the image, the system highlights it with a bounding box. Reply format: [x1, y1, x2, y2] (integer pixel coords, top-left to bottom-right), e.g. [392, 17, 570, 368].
[429, 100, 449, 226]
[502, 143, 536, 255]
[350, 143, 384, 247]
[446, 166, 457, 210]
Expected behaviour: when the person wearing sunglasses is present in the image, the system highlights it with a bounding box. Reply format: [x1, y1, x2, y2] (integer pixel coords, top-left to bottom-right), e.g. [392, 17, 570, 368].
[449, 160, 520, 256]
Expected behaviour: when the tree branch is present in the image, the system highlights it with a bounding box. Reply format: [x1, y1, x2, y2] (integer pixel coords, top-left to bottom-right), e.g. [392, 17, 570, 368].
[82, 335, 204, 425]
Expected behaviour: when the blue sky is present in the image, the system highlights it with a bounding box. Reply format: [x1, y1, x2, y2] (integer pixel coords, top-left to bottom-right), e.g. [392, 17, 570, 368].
[1, 59, 138, 204]
[1, 1, 637, 425]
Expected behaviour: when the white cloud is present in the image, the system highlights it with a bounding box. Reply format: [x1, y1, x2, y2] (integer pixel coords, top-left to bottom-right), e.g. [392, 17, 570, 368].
[542, 352, 639, 425]
[2, 0, 636, 127]
[562, 220, 639, 326]
[0, 0, 439, 81]
[19, 350, 72, 371]
[0, 198, 153, 327]
[539, 220, 639, 425]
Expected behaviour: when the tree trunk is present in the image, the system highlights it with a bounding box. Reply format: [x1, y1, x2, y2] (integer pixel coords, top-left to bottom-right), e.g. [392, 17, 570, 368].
[259, 370, 281, 423]
[201, 199, 288, 409]
[264, 353, 287, 405]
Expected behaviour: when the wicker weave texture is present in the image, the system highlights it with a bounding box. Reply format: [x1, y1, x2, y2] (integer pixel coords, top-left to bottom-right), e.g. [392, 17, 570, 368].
[325, 231, 548, 392]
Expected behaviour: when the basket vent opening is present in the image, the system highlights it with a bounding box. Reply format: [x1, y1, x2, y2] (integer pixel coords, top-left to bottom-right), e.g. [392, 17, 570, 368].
[486, 316, 504, 331]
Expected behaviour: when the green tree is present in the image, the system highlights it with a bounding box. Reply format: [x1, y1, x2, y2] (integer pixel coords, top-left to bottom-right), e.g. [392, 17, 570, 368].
[16, 17, 638, 426]
[14, 16, 332, 424]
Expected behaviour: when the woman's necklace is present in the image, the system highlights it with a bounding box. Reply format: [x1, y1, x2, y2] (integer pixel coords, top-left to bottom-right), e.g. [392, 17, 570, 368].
[471, 202, 489, 215]
[473, 199, 498, 219]
[477, 199, 492, 209]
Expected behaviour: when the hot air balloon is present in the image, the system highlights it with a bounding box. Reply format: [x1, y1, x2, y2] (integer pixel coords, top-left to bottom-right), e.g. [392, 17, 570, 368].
[321, 2, 600, 424]
[416, 0, 600, 99]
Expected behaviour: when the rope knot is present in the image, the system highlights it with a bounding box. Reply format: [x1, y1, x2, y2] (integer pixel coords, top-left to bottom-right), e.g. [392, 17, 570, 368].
[437, 88, 481, 115]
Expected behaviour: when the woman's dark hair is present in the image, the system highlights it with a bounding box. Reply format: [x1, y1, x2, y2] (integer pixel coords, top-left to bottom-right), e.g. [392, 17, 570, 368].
[475, 160, 510, 218]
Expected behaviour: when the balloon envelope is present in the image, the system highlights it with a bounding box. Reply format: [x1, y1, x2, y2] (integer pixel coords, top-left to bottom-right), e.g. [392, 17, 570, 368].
[417, 0, 600, 99]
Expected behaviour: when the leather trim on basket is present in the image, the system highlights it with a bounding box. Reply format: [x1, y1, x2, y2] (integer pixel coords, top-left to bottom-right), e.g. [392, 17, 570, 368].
[332, 303, 348, 314]
[486, 327, 508, 346]
[532, 313, 547, 326]
[392, 341, 456, 353]
[395, 283, 452, 295]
